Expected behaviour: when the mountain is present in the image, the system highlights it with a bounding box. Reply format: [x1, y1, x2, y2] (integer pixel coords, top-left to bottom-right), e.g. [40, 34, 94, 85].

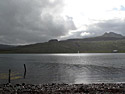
[0, 44, 15, 50]
[0, 32, 125, 53]
[67, 32, 125, 41]
[102, 32, 124, 38]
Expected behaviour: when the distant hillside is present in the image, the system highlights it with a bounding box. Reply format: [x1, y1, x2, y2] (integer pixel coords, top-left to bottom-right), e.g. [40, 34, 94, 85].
[67, 32, 125, 41]
[102, 32, 124, 38]
[0, 32, 125, 53]
[0, 44, 15, 50]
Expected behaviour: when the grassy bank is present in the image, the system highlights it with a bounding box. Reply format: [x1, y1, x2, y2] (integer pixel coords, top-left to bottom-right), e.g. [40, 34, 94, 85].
[0, 39, 125, 53]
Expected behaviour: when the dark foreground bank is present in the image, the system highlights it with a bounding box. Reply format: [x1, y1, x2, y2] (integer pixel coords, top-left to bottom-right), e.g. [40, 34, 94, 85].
[0, 83, 125, 94]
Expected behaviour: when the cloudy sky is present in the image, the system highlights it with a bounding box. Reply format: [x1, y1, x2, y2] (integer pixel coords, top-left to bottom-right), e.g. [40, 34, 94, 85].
[0, 0, 125, 45]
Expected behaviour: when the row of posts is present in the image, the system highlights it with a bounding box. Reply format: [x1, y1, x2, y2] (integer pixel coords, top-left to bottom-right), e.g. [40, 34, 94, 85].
[8, 64, 26, 83]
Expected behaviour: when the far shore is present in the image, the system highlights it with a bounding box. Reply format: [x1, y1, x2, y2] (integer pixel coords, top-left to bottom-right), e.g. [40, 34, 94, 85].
[0, 52, 125, 54]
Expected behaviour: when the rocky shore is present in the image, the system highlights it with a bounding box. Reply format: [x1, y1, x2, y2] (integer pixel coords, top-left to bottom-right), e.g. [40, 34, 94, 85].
[0, 83, 125, 94]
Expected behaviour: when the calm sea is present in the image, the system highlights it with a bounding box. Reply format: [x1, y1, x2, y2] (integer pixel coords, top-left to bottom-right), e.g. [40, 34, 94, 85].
[0, 53, 125, 84]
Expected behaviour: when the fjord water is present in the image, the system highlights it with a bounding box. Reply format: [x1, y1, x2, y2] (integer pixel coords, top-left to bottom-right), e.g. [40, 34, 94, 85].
[0, 53, 125, 84]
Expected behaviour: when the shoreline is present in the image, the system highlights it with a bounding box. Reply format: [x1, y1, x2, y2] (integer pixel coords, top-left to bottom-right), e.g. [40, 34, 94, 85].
[0, 52, 125, 54]
[0, 83, 125, 94]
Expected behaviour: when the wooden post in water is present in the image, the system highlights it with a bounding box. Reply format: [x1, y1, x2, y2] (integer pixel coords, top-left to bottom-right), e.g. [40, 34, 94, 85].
[24, 64, 26, 79]
[8, 69, 11, 83]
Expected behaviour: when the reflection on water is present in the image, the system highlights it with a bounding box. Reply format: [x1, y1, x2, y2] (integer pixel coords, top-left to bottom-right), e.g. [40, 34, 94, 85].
[0, 72, 22, 80]
[0, 53, 125, 84]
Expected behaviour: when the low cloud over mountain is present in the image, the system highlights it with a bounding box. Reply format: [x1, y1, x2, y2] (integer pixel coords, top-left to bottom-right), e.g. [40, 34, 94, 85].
[0, 0, 125, 45]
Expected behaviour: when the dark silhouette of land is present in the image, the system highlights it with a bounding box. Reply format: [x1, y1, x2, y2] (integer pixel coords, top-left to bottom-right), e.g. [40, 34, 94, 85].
[0, 32, 125, 53]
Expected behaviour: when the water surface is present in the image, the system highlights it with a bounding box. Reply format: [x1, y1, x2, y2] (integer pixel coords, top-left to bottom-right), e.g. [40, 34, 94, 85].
[0, 53, 125, 84]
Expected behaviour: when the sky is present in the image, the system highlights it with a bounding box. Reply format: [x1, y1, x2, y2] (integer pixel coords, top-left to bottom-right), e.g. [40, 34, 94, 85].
[0, 0, 125, 45]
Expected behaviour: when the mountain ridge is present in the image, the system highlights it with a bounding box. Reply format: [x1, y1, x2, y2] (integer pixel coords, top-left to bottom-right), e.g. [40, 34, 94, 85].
[0, 44, 16, 50]
[101, 32, 124, 38]
[0, 32, 125, 53]
[66, 32, 125, 41]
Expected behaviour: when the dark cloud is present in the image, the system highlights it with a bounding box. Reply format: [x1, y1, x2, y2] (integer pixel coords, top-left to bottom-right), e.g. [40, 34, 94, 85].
[0, 0, 76, 45]
[0, 0, 124, 45]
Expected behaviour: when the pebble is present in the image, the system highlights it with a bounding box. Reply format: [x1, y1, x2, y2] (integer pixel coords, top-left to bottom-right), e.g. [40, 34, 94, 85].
[0, 83, 124, 94]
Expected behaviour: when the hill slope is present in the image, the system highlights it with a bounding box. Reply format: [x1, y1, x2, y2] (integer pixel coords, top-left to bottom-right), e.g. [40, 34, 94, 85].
[0, 44, 15, 50]
[0, 32, 125, 53]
